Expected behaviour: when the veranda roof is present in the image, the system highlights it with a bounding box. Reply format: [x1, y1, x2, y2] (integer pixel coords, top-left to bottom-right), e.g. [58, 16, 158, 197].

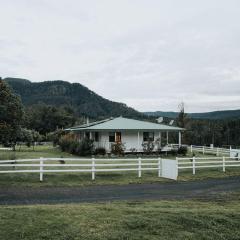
[66, 117, 184, 132]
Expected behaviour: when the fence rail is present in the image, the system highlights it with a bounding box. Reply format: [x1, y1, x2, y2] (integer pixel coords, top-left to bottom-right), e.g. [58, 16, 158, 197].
[177, 156, 240, 175]
[0, 157, 164, 181]
[188, 145, 231, 156]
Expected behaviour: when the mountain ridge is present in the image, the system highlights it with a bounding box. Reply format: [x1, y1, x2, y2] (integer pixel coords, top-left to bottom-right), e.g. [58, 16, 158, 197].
[144, 110, 240, 120]
[4, 77, 143, 119]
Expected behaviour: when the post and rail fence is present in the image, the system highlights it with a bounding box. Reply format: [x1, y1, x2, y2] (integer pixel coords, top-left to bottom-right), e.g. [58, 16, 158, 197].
[188, 145, 231, 156]
[177, 156, 240, 175]
[0, 155, 239, 182]
[0, 157, 177, 181]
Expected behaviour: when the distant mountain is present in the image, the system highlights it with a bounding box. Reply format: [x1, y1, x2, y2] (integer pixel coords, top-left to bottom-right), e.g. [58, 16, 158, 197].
[4, 77, 143, 118]
[144, 110, 240, 120]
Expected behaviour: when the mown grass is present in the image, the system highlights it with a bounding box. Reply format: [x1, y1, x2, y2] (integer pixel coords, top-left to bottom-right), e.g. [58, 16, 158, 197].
[0, 196, 240, 240]
[0, 145, 239, 187]
[0, 145, 74, 160]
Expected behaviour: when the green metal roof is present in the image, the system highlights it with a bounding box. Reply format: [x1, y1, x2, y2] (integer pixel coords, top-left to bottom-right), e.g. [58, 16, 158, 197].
[66, 117, 184, 131]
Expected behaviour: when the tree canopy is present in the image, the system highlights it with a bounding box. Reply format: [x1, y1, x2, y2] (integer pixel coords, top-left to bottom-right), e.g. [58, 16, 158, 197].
[0, 78, 24, 145]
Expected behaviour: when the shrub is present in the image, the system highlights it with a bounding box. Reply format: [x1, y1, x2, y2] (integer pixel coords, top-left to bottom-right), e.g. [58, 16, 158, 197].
[111, 142, 125, 155]
[142, 141, 155, 153]
[178, 146, 188, 155]
[75, 138, 94, 156]
[94, 147, 106, 155]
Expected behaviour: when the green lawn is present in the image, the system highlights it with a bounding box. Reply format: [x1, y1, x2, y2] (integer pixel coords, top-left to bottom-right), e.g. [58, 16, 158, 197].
[0, 145, 239, 187]
[0, 196, 240, 240]
[0, 144, 74, 160]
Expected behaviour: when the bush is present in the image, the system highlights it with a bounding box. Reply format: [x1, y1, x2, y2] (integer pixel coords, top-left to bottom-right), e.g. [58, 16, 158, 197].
[75, 138, 94, 156]
[94, 147, 106, 155]
[178, 146, 188, 155]
[111, 142, 125, 155]
[142, 141, 155, 153]
[58, 134, 94, 156]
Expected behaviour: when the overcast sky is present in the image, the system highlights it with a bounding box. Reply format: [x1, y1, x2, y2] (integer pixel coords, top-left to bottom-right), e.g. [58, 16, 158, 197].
[1, 0, 240, 112]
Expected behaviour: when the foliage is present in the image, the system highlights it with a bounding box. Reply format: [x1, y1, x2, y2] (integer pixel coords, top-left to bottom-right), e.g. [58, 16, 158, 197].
[58, 133, 94, 156]
[24, 104, 77, 135]
[47, 129, 65, 146]
[16, 128, 42, 148]
[111, 142, 125, 155]
[0, 79, 24, 147]
[94, 147, 106, 155]
[177, 146, 188, 155]
[5, 77, 143, 119]
[142, 141, 155, 153]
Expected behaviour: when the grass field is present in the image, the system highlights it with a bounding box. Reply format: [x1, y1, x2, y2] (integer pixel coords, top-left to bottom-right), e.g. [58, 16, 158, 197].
[0, 195, 240, 240]
[0, 145, 240, 187]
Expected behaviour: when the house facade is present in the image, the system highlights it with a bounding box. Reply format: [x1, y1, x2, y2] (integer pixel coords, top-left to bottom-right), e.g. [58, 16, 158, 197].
[66, 117, 184, 153]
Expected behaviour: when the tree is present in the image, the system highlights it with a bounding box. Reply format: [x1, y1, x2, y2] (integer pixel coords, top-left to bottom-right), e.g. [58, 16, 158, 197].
[176, 102, 189, 144]
[177, 102, 188, 128]
[0, 78, 24, 148]
[25, 104, 77, 135]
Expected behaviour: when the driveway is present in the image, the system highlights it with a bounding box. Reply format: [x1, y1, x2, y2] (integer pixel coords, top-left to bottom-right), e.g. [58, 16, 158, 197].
[0, 176, 239, 205]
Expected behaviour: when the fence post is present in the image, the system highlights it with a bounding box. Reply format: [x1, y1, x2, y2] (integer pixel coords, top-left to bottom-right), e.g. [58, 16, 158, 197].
[203, 146, 205, 155]
[158, 157, 161, 177]
[223, 156, 225, 172]
[92, 157, 95, 180]
[192, 156, 196, 175]
[217, 148, 219, 156]
[190, 145, 193, 153]
[40, 157, 43, 182]
[176, 157, 179, 177]
[138, 157, 141, 178]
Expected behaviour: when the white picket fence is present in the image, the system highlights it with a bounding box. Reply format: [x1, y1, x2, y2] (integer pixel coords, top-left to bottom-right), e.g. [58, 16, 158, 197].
[189, 145, 231, 156]
[177, 156, 240, 174]
[0, 157, 178, 181]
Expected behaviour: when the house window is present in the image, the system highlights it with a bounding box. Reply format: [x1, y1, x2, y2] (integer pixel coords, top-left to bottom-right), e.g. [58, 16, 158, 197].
[109, 132, 115, 142]
[85, 132, 90, 139]
[94, 132, 99, 142]
[143, 132, 154, 142]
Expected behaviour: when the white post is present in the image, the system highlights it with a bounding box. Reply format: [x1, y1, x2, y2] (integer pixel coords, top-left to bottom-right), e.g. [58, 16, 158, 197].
[92, 157, 95, 180]
[176, 157, 179, 178]
[178, 131, 181, 147]
[223, 156, 225, 172]
[203, 146, 205, 155]
[217, 148, 219, 156]
[159, 132, 162, 148]
[192, 156, 196, 175]
[158, 157, 161, 177]
[190, 145, 193, 153]
[138, 157, 142, 178]
[89, 132, 92, 140]
[166, 131, 169, 145]
[40, 157, 43, 182]
[137, 131, 140, 152]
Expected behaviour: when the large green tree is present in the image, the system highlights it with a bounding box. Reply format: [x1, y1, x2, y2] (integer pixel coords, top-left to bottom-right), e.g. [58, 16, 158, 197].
[25, 104, 77, 135]
[0, 78, 24, 146]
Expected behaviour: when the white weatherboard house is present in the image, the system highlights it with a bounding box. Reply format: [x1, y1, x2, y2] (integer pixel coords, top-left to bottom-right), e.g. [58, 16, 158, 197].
[66, 117, 184, 153]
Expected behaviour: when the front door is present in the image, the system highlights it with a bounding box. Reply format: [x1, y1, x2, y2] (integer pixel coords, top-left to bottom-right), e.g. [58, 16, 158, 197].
[116, 132, 121, 143]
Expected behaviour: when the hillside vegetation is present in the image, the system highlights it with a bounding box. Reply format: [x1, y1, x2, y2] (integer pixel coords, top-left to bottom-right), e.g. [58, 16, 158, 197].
[145, 110, 240, 119]
[5, 78, 142, 118]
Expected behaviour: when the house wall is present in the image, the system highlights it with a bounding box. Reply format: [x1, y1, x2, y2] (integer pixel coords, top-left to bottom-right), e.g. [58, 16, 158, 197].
[93, 131, 162, 152]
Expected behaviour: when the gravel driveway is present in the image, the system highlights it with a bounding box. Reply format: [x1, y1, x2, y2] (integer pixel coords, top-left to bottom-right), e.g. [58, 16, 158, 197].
[0, 176, 239, 205]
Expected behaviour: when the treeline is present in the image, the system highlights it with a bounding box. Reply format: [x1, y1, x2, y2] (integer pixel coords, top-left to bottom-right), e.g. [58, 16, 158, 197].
[1, 78, 240, 149]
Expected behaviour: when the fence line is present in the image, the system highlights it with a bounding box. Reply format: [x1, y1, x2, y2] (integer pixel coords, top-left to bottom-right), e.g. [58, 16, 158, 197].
[0, 157, 164, 181]
[188, 145, 232, 156]
[177, 156, 240, 175]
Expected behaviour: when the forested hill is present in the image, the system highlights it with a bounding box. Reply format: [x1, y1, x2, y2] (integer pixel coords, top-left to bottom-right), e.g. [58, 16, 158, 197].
[4, 78, 143, 118]
[145, 110, 240, 120]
